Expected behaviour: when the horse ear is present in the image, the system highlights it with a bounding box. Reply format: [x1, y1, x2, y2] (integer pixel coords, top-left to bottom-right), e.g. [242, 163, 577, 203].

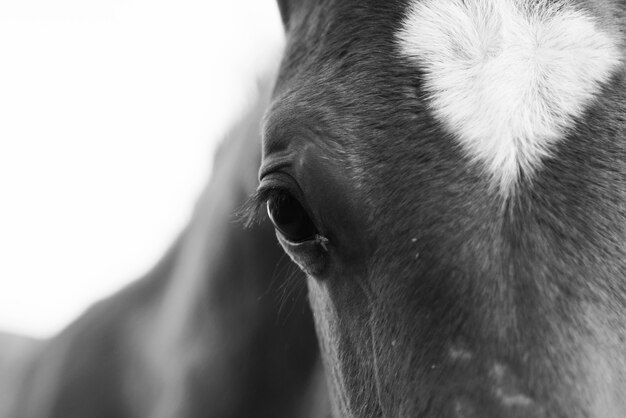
[276, 0, 301, 29]
[276, 0, 290, 27]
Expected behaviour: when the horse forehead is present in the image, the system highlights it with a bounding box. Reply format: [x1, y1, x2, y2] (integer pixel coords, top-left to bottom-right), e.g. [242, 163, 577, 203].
[394, 0, 622, 193]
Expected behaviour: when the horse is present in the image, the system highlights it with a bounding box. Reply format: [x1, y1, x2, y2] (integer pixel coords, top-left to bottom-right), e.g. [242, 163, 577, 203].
[252, 0, 625, 416]
[2, 1, 625, 417]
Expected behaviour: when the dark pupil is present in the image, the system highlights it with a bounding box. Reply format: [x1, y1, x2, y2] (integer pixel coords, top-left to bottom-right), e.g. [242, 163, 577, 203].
[267, 193, 317, 242]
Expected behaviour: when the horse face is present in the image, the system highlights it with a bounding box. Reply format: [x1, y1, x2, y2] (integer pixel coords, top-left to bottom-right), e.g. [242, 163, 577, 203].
[258, 1, 626, 416]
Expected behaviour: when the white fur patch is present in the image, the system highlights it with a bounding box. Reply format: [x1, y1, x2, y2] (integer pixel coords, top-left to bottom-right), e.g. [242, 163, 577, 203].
[397, 0, 622, 192]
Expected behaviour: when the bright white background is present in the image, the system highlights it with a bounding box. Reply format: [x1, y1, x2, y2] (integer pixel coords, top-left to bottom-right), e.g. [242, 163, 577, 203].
[0, 0, 283, 338]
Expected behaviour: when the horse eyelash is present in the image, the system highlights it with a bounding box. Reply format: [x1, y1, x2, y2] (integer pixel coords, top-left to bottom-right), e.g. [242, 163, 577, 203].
[237, 188, 280, 228]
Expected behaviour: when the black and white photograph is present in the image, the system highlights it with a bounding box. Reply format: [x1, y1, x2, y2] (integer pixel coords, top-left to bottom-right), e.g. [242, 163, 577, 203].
[1, 1, 625, 417]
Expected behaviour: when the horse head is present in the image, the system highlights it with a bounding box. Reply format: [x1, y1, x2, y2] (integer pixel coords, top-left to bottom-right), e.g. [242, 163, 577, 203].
[251, 1, 626, 416]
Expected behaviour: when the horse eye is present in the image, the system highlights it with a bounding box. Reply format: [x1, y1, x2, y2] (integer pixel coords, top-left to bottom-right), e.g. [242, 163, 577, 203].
[266, 192, 317, 242]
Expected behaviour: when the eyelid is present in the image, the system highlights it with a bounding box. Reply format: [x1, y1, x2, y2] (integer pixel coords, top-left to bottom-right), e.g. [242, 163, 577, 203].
[257, 172, 304, 203]
[258, 172, 292, 189]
